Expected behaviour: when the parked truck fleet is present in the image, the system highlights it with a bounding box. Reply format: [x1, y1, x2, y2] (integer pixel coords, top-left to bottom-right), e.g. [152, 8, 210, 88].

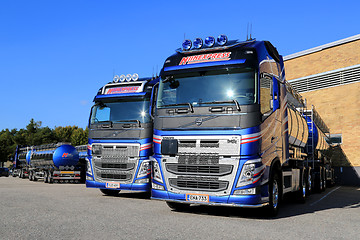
[10, 35, 335, 216]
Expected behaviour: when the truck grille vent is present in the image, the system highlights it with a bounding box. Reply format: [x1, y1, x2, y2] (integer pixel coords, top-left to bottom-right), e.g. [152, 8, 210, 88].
[169, 178, 228, 192]
[178, 154, 219, 165]
[100, 173, 131, 180]
[101, 145, 139, 158]
[94, 162, 135, 170]
[200, 140, 219, 148]
[166, 164, 232, 176]
[178, 140, 196, 148]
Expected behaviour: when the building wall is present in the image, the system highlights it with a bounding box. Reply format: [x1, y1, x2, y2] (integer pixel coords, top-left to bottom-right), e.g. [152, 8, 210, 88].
[284, 38, 360, 168]
[285, 39, 360, 79]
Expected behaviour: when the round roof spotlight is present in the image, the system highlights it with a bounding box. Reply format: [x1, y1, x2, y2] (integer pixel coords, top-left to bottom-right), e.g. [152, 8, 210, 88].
[119, 74, 126, 82]
[126, 74, 132, 81]
[182, 39, 192, 51]
[193, 38, 203, 49]
[204, 36, 215, 47]
[217, 34, 228, 46]
[132, 73, 139, 81]
[113, 75, 120, 83]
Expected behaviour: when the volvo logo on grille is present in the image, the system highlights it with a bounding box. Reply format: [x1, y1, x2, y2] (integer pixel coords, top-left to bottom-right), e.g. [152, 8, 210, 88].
[195, 118, 203, 126]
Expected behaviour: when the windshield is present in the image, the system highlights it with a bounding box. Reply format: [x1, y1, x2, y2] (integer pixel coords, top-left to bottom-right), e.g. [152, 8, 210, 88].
[90, 97, 151, 124]
[157, 68, 256, 108]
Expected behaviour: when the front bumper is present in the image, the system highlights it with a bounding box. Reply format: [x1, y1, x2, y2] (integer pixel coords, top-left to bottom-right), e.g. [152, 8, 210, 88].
[151, 189, 268, 208]
[86, 180, 150, 192]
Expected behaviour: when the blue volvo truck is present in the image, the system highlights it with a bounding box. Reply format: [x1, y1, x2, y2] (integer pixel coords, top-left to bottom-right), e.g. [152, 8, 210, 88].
[86, 74, 159, 196]
[151, 35, 333, 215]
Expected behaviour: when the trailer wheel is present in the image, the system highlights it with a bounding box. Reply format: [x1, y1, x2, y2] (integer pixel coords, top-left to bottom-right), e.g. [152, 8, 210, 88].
[100, 189, 120, 196]
[166, 201, 190, 211]
[322, 168, 327, 191]
[306, 168, 312, 196]
[315, 167, 324, 193]
[266, 171, 281, 216]
[44, 172, 48, 183]
[296, 168, 306, 203]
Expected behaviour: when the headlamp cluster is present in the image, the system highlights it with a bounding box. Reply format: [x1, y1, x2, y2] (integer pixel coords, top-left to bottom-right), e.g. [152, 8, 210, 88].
[113, 73, 139, 83]
[182, 35, 228, 51]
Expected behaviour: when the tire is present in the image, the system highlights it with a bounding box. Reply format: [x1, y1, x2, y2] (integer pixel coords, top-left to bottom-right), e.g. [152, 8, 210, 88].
[44, 172, 48, 183]
[306, 168, 312, 197]
[322, 168, 327, 191]
[29, 171, 33, 181]
[314, 168, 323, 193]
[266, 171, 281, 217]
[166, 201, 190, 211]
[296, 168, 306, 203]
[100, 189, 120, 196]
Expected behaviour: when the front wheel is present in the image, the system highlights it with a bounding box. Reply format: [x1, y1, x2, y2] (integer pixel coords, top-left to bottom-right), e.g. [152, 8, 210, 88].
[166, 201, 190, 211]
[266, 171, 281, 217]
[100, 189, 120, 196]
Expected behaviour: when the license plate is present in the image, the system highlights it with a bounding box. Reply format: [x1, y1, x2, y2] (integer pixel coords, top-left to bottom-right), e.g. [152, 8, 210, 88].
[106, 182, 120, 188]
[186, 193, 209, 202]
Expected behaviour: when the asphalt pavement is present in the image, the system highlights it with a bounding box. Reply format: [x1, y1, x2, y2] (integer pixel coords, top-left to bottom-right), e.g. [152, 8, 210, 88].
[0, 177, 359, 240]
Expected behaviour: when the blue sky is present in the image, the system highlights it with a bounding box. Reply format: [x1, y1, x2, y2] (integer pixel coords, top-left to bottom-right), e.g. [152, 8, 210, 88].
[1, 0, 359, 130]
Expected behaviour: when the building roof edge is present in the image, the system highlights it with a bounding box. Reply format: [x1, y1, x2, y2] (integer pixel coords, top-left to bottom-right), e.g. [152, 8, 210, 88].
[284, 34, 360, 61]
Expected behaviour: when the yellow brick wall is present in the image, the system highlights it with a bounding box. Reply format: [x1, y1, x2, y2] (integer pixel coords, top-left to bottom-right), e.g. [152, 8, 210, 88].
[284, 39, 360, 167]
[285, 39, 360, 79]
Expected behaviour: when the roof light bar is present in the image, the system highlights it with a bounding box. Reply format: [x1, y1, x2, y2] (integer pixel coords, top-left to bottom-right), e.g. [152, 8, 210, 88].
[112, 73, 139, 83]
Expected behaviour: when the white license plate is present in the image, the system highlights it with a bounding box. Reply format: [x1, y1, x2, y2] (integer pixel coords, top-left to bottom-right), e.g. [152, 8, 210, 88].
[105, 182, 120, 188]
[186, 193, 209, 202]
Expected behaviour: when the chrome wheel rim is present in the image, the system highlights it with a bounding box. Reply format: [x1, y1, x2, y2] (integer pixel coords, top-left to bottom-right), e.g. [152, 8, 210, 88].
[272, 180, 279, 209]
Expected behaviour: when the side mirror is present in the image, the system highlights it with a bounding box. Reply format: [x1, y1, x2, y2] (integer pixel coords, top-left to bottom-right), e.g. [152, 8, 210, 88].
[272, 76, 280, 111]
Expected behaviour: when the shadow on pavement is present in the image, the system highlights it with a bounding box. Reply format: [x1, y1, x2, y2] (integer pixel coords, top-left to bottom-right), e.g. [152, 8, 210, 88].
[166, 186, 360, 219]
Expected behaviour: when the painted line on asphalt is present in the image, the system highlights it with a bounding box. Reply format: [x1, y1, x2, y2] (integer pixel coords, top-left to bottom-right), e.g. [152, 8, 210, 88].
[310, 186, 341, 206]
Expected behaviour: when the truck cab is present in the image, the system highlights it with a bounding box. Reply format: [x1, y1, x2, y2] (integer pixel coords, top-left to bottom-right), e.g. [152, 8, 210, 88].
[86, 74, 159, 195]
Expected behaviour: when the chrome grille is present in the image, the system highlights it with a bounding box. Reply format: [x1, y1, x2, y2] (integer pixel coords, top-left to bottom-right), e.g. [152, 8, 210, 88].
[92, 143, 139, 183]
[178, 154, 219, 165]
[169, 178, 228, 191]
[166, 164, 233, 176]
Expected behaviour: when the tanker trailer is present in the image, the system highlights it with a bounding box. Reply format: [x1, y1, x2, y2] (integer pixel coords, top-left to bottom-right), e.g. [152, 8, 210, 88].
[28, 143, 81, 183]
[13, 146, 31, 178]
[303, 106, 335, 192]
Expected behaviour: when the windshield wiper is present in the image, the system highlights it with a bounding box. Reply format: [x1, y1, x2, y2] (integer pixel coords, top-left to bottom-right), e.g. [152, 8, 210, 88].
[114, 120, 141, 127]
[162, 103, 194, 113]
[199, 100, 241, 111]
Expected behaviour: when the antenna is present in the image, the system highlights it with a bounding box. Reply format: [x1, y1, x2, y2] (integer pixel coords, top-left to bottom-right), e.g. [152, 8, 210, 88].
[152, 66, 154, 78]
[247, 22, 249, 41]
[250, 23, 252, 40]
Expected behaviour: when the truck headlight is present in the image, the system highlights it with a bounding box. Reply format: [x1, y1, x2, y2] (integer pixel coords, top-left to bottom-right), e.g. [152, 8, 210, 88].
[236, 159, 265, 188]
[85, 159, 92, 174]
[137, 160, 151, 178]
[152, 159, 163, 183]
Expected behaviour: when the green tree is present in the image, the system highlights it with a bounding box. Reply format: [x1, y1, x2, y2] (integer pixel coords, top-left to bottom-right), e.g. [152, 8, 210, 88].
[70, 127, 88, 146]
[54, 126, 79, 143]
